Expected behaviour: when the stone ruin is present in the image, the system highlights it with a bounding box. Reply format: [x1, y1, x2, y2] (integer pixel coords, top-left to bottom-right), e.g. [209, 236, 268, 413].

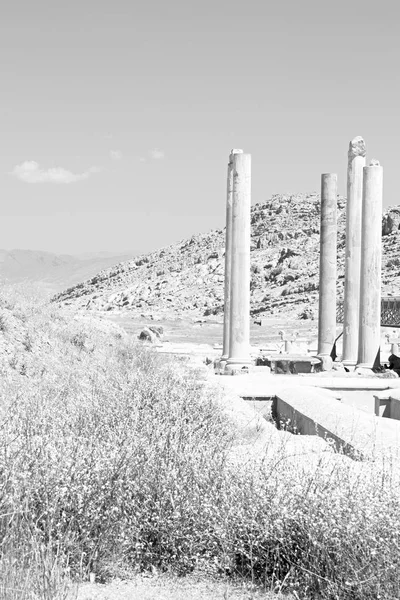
[217, 137, 384, 375]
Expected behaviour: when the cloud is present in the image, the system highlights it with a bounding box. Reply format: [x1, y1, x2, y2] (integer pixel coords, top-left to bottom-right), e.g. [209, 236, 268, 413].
[109, 150, 123, 160]
[10, 161, 101, 184]
[150, 148, 165, 160]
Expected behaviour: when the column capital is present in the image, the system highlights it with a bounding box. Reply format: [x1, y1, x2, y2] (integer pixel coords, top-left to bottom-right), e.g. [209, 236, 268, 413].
[228, 149, 243, 166]
[342, 137, 366, 365]
[348, 136, 366, 163]
[230, 148, 243, 155]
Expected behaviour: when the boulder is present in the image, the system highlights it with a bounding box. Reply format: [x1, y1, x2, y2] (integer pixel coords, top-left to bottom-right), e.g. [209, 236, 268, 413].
[148, 325, 164, 339]
[382, 210, 400, 236]
[138, 328, 158, 343]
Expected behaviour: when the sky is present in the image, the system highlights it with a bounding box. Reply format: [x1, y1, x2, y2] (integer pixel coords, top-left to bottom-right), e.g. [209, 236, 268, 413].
[0, 0, 399, 255]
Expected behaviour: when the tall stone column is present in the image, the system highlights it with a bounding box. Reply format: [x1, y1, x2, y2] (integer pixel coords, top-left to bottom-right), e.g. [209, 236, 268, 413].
[226, 152, 252, 371]
[317, 173, 337, 368]
[357, 160, 383, 370]
[220, 150, 243, 370]
[342, 136, 366, 367]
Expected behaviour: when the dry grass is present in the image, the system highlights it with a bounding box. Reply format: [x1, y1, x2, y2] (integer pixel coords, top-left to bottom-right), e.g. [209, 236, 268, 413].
[0, 285, 400, 599]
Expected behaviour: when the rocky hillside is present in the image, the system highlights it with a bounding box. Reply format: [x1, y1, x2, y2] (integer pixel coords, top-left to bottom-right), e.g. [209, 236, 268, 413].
[53, 194, 400, 320]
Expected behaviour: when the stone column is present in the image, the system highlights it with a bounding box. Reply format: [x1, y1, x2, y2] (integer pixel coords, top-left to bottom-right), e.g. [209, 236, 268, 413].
[226, 152, 252, 372]
[317, 173, 337, 369]
[342, 136, 366, 368]
[284, 340, 292, 354]
[357, 160, 383, 370]
[220, 150, 243, 370]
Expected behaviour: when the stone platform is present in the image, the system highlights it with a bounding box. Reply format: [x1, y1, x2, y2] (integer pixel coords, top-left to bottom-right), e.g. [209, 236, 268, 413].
[212, 371, 400, 460]
[272, 385, 400, 460]
[214, 371, 400, 401]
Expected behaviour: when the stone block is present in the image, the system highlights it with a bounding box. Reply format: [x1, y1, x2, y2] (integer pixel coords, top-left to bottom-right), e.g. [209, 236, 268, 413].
[273, 385, 400, 459]
[391, 395, 400, 420]
[374, 389, 400, 420]
[266, 355, 321, 374]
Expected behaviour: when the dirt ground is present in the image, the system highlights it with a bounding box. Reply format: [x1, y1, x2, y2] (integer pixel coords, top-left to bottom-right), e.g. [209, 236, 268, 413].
[101, 312, 320, 347]
[76, 573, 292, 600]
[99, 312, 396, 365]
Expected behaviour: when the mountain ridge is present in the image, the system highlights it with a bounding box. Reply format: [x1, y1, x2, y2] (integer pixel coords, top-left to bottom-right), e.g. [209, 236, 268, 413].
[0, 249, 136, 294]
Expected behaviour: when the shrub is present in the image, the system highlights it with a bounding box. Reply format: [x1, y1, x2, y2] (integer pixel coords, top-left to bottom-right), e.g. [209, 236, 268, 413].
[298, 307, 315, 320]
[0, 295, 235, 582]
[216, 456, 400, 598]
[0, 287, 400, 599]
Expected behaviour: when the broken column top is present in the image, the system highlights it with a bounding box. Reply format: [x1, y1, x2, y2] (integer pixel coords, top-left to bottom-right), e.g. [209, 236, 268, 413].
[348, 136, 366, 162]
[369, 159, 380, 166]
[230, 149, 243, 155]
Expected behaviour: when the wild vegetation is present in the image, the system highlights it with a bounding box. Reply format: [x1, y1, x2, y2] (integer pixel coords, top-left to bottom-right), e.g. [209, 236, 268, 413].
[1, 286, 400, 599]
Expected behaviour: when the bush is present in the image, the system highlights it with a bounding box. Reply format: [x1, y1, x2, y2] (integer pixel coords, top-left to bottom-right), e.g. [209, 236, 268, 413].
[0, 287, 400, 599]
[217, 457, 400, 598]
[0, 290, 235, 583]
[298, 307, 315, 320]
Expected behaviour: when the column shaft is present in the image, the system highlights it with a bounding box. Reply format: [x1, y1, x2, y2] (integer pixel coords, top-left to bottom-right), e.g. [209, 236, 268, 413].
[221, 150, 242, 363]
[226, 153, 251, 368]
[318, 174, 337, 358]
[357, 162, 383, 369]
[342, 136, 366, 366]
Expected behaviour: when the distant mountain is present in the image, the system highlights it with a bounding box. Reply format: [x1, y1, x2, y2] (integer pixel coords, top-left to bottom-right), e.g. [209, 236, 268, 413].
[53, 194, 400, 320]
[74, 251, 135, 261]
[0, 249, 136, 294]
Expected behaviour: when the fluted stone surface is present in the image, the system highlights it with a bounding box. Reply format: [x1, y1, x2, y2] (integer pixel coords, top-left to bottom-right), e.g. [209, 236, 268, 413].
[221, 150, 243, 366]
[342, 136, 366, 367]
[226, 153, 252, 369]
[357, 161, 383, 369]
[317, 174, 337, 364]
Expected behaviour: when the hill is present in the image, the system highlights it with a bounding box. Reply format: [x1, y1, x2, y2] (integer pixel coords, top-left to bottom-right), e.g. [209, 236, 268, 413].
[53, 194, 400, 320]
[0, 249, 135, 294]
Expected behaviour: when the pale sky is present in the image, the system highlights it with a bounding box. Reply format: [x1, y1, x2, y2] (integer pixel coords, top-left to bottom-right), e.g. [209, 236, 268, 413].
[0, 0, 399, 254]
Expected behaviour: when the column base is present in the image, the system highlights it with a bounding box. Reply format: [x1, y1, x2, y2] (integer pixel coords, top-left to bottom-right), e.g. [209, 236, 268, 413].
[355, 363, 377, 376]
[218, 357, 228, 374]
[224, 365, 250, 376]
[224, 357, 252, 375]
[355, 362, 374, 372]
[213, 356, 228, 374]
[342, 359, 357, 372]
[316, 354, 333, 372]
